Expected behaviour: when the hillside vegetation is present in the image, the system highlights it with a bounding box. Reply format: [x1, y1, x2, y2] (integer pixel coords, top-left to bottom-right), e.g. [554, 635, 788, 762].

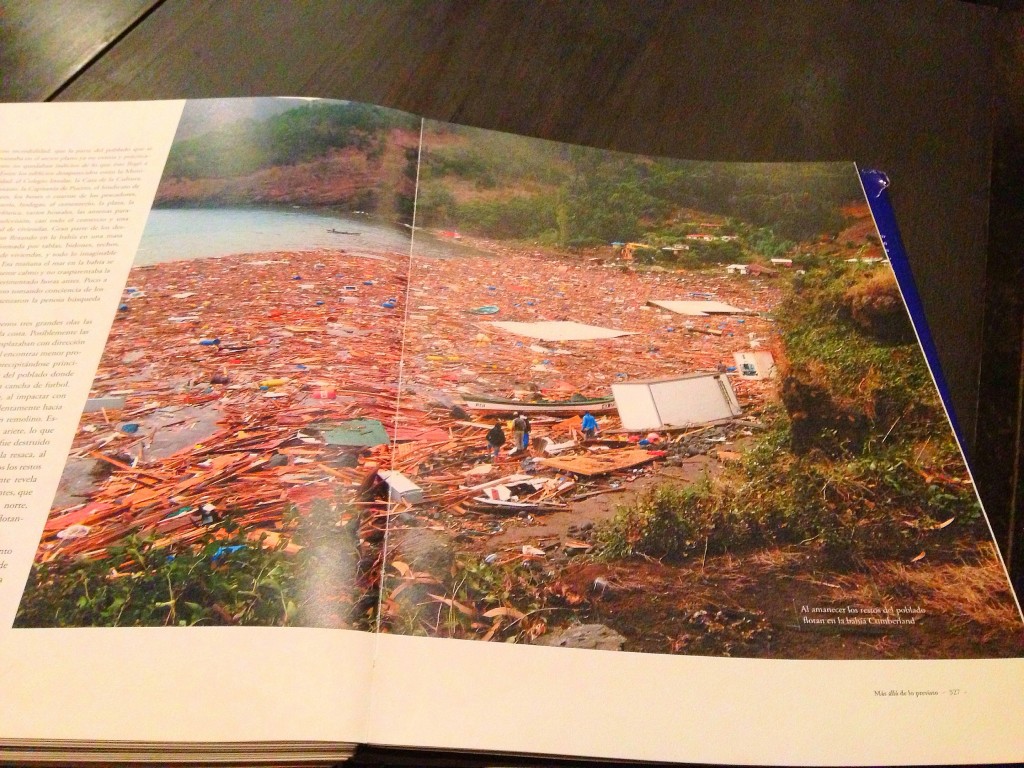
[417, 125, 861, 247]
[155, 101, 862, 255]
[155, 102, 419, 214]
[164, 102, 415, 178]
[598, 262, 981, 569]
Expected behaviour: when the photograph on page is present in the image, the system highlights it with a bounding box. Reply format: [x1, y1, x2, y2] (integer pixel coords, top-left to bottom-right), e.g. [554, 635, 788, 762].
[14, 98, 424, 630]
[377, 121, 1023, 659]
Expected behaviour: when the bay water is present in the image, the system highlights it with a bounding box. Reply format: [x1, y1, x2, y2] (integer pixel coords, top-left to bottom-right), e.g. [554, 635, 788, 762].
[134, 207, 484, 266]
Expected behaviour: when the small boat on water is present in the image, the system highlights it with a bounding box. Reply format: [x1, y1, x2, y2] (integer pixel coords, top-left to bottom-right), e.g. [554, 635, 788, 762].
[461, 393, 617, 415]
[327, 228, 361, 235]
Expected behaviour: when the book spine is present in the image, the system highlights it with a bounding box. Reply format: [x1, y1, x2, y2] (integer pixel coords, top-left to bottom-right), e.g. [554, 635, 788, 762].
[858, 168, 965, 452]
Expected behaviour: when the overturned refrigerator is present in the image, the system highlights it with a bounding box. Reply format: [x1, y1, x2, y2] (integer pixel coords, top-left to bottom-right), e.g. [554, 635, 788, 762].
[611, 372, 742, 431]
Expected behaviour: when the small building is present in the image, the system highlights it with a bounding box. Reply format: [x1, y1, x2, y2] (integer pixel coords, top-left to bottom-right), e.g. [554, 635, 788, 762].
[770, 258, 793, 267]
[726, 264, 748, 275]
[733, 350, 777, 380]
[611, 372, 742, 431]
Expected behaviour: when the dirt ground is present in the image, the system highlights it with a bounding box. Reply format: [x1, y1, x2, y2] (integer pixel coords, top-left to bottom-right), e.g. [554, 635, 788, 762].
[540, 547, 1023, 659]
[386, 440, 1024, 659]
[481, 457, 716, 550]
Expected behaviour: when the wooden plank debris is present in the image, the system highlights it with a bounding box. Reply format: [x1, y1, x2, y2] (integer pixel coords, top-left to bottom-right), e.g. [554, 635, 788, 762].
[33, 241, 778, 573]
[537, 448, 659, 476]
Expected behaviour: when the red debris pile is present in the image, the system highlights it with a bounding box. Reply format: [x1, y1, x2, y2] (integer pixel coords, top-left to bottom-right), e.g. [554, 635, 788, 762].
[38, 243, 784, 567]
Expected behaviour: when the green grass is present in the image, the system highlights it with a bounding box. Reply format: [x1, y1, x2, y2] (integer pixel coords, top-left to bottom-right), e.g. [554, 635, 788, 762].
[597, 262, 981, 570]
[15, 500, 378, 629]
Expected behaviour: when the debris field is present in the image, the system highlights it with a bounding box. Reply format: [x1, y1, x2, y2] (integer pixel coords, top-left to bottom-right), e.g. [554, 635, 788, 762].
[38, 242, 784, 581]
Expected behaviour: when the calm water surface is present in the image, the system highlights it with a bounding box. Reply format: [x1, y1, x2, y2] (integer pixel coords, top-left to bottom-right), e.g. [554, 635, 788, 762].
[134, 208, 485, 265]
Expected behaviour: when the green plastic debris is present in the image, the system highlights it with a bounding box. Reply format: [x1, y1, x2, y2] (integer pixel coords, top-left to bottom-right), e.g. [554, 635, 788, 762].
[319, 418, 389, 447]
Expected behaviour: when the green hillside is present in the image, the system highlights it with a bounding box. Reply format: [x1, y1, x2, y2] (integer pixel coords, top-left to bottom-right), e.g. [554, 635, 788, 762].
[163, 101, 416, 179]
[158, 100, 862, 251]
[417, 125, 861, 247]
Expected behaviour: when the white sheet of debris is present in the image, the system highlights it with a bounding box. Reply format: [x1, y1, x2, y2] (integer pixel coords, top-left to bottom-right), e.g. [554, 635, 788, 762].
[488, 320, 637, 341]
[647, 300, 749, 316]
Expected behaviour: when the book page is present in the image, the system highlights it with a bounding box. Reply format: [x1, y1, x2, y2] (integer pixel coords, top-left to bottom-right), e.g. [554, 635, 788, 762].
[366, 121, 1024, 764]
[0, 99, 392, 744]
[3, 97, 1023, 764]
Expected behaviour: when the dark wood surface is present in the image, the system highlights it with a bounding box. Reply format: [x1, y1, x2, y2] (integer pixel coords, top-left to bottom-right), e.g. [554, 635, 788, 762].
[975, 10, 1024, 594]
[4, 0, 1024, 585]
[0, 0, 160, 101]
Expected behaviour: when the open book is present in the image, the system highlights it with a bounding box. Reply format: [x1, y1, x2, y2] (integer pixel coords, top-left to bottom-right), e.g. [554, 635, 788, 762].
[1, 98, 1022, 766]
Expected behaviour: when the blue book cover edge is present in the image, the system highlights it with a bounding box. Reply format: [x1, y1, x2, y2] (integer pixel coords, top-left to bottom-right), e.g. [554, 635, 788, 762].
[857, 167, 966, 454]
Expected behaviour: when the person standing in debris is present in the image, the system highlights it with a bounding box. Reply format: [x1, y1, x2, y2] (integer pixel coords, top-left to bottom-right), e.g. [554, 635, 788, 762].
[520, 413, 531, 452]
[486, 420, 506, 459]
[511, 412, 531, 452]
[511, 412, 525, 452]
[581, 411, 598, 439]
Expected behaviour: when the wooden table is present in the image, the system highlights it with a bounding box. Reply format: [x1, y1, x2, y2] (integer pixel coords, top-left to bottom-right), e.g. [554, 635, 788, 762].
[4, 0, 1022, 590]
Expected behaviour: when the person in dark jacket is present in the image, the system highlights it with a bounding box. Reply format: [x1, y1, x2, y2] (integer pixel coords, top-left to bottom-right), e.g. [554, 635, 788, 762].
[486, 420, 506, 459]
